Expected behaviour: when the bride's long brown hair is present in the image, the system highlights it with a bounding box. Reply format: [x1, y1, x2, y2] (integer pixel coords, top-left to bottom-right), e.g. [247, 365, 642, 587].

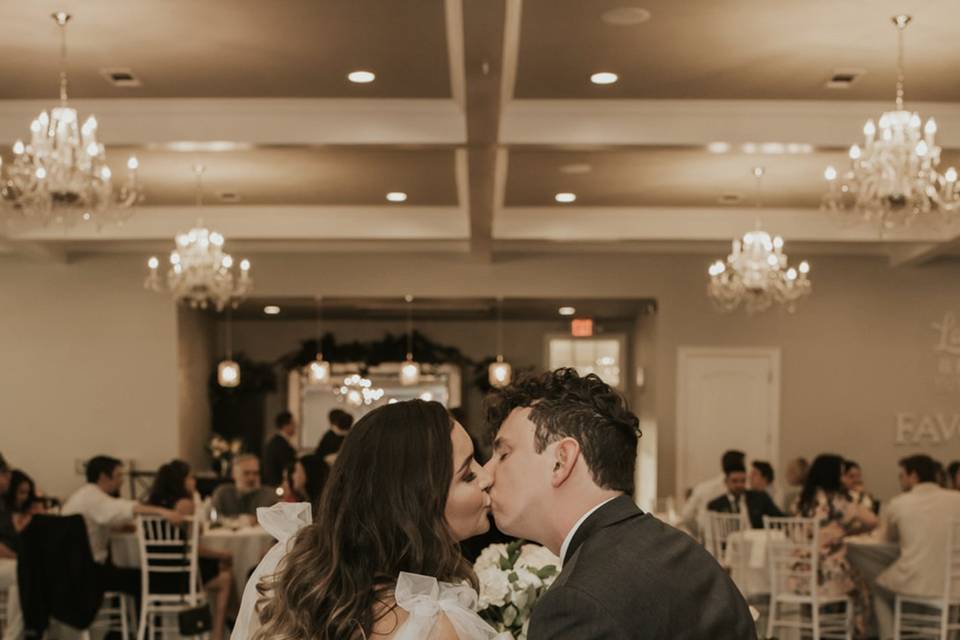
[254, 399, 476, 640]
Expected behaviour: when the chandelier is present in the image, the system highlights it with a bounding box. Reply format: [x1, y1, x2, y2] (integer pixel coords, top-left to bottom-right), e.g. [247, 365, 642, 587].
[0, 13, 141, 230]
[335, 374, 385, 407]
[304, 296, 331, 385]
[822, 15, 959, 230]
[400, 294, 421, 386]
[145, 165, 252, 311]
[708, 167, 811, 314]
[488, 297, 512, 388]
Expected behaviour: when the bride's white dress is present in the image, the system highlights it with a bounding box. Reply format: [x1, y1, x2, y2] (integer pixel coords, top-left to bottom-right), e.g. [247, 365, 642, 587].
[231, 502, 511, 640]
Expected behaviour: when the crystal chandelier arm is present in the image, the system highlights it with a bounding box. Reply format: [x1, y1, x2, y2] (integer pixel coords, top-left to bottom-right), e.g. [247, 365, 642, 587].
[893, 15, 911, 110]
[53, 12, 71, 105]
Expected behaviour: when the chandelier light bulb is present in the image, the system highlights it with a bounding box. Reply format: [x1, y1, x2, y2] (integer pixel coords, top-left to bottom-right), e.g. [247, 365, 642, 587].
[849, 144, 862, 160]
[773, 236, 784, 250]
[222, 255, 233, 269]
[12, 140, 24, 155]
[909, 113, 922, 129]
[915, 140, 928, 157]
[925, 118, 938, 136]
[217, 360, 241, 388]
[35, 167, 46, 180]
[147, 256, 159, 270]
[127, 156, 139, 170]
[825, 166, 838, 181]
[946, 167, 958, 183]
[488, 357, 513, 388]
[307, 358, 330, 384]
[100, 166, 111, 180]
[400, 357, 421, 387]
[799, 261, 810, 274]
[240, 259, 250, 271]
[863, 120, 876, 138]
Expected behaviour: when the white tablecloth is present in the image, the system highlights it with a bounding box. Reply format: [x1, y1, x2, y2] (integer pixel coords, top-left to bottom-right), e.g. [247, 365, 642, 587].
[723, 529, 784, 597]
[111, 526, 275, 596]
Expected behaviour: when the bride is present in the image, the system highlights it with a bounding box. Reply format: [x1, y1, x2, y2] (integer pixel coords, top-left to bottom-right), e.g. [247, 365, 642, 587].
[232, 399, 511, 640]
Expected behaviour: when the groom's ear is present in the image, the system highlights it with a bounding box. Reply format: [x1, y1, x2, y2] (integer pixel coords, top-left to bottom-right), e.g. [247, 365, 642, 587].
[550, 438, 581, 488]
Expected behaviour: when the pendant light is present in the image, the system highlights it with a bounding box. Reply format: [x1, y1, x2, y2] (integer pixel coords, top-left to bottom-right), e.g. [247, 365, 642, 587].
[399, 294, 420, 386]
[488, 297, 512, 388]
[218, 307, 240, 387]
[307, 296, 331, 384]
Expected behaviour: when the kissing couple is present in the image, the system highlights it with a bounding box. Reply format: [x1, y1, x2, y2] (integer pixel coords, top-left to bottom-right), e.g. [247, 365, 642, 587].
[232, 368, 754, 639]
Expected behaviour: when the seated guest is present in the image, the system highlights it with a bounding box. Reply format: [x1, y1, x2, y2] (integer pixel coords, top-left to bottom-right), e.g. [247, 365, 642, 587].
[749, 459, 782, 507]
[782, 456, 809, 513]
[145, 460, 234, 640]
[679, 449, 745, 538]
[210, 453, 277, 518]
[298, 453, 329, 512]
[948, 460, 960, 490]
[263, 411, 298, 488]
[868, 454, 960, 639]
[707, 460, 783, 529]
[842, 459, 879, 514]
[0, 453, 18, 587]
[796, 454, 878, 636]
[62, 455, 183, 600]
[5, 469, 46, 532]
[933, 459, 947, 488]
[316, 408, 353, 466]
[278, 459, 307, 503]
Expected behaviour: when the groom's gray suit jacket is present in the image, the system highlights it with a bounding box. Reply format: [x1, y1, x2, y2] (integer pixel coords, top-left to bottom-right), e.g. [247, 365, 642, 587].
[527, 495, 755, 640]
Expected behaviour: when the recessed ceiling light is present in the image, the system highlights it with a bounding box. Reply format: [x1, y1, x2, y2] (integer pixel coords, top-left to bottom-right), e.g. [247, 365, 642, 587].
[348, 70, 376, 84]
[555, 192, 577, 203]
[707, 142, 731, 154]
[601, 7, 652, 26]
[386, 191, 408, 202]
[590, 72, 619, 85]
[559, 163, 592, 175]
[559, 306, 577, 317]
[264, 305, 281, 315]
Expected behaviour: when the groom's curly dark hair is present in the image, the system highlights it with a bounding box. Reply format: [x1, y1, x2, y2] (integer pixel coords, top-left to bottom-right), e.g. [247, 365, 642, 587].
[484, 368, 641, 494]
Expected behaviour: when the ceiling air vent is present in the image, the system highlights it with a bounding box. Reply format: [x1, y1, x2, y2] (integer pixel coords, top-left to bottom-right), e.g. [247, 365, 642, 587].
[218, 192, 242, 203]
[100, 67, 142, 87]
[718, 193, 743, 205]
[825, 68, 865, 89]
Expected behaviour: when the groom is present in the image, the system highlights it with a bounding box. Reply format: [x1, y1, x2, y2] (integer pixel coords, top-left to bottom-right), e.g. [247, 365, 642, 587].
[484, 368, 755, 639]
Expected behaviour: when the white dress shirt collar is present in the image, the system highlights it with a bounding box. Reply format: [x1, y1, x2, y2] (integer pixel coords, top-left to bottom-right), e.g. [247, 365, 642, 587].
[559, 496, 619, 565]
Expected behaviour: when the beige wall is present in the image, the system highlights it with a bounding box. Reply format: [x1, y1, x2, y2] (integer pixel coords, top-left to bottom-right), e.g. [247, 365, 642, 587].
[3, 251, 960, 503]
[0, 254, 179, 498]
[177, 306, 217, 470]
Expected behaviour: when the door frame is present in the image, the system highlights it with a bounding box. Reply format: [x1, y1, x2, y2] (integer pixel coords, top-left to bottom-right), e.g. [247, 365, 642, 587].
[676, 346, 781, 498]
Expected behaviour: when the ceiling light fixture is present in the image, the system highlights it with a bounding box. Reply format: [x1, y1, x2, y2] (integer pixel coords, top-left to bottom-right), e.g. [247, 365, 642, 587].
[263, 305, 281, 315]
[306, 296, 331, 385]
[590, 72, 619, 85]
[558, 306, 577, 317]
[555, 192, 577, 204]
[488, 297, 512, 388]
[399, 294, 420, 386]
[348, 70, 376, 84]
[386, 191, 408, 203]
[822, 15, 959, 230]
[0, 12, 142, 230]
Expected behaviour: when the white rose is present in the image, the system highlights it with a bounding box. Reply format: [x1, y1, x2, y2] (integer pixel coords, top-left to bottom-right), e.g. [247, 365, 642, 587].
[516, 545, 560, 573]
[477, 567, 510, 609]
[513, 567, 542, 591]
[475, 544, 510, 572]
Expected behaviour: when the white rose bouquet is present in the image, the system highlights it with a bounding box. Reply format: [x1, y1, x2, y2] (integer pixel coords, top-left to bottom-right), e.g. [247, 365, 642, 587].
[474, 540, 560, 639]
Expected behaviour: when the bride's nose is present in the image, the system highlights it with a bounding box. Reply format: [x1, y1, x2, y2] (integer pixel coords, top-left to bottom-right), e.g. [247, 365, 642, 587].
[477, 463, 493, 491]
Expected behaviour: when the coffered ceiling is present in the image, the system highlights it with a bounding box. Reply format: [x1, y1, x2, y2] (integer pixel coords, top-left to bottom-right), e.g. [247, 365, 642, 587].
[2, 0, 960, 266]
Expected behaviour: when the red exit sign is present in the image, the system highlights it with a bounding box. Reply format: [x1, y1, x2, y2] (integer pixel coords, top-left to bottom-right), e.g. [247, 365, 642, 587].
[571, 318, 594, 337]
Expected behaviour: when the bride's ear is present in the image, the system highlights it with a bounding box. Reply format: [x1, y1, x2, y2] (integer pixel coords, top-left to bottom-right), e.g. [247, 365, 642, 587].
[550, 438, 580, 488]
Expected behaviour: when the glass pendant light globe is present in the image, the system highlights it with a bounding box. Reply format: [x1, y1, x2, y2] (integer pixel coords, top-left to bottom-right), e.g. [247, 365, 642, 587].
[218, 359, 240, 388]
[308, 358, 330, 384]
[400, 356, 420, 387]
[488, 356, 512, 388]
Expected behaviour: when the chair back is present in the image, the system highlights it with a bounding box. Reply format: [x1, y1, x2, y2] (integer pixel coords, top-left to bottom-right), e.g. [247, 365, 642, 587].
[763, 516, 819, 599]
[705, 512, 744, 561]
[945, 518, 960, 603]
[135, 515, 201, 602]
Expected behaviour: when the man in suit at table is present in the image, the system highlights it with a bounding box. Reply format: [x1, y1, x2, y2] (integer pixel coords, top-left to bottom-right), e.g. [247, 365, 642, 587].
[706, 460, 784, 529]
[485, 368, 755, 640]
[262, 410, 298, 488]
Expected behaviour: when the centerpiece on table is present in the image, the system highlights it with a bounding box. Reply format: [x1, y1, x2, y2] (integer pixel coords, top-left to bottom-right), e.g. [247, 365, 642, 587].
[206, 433, 244, 478]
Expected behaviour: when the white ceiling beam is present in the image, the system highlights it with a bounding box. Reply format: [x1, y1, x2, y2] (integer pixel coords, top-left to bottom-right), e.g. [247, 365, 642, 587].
[887, 219, 960, 267]
[8, 205, 468, 242]
[444, 0, 467, 111]
[0, 99, 466, 146]
[501, 100, 960, 147]
[495, 206, 954, 243]
[0, 237, 68, 263]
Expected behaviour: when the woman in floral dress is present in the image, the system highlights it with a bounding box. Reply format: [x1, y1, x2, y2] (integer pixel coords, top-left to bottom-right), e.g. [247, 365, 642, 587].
[793, 454, 879, 637]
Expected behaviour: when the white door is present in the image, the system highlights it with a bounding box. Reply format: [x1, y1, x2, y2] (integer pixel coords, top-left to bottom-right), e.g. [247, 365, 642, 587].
[676, 347, 780, 497]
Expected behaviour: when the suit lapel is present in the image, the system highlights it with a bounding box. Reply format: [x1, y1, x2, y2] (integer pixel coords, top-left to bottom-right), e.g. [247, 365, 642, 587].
[563, 494, 644, 565]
